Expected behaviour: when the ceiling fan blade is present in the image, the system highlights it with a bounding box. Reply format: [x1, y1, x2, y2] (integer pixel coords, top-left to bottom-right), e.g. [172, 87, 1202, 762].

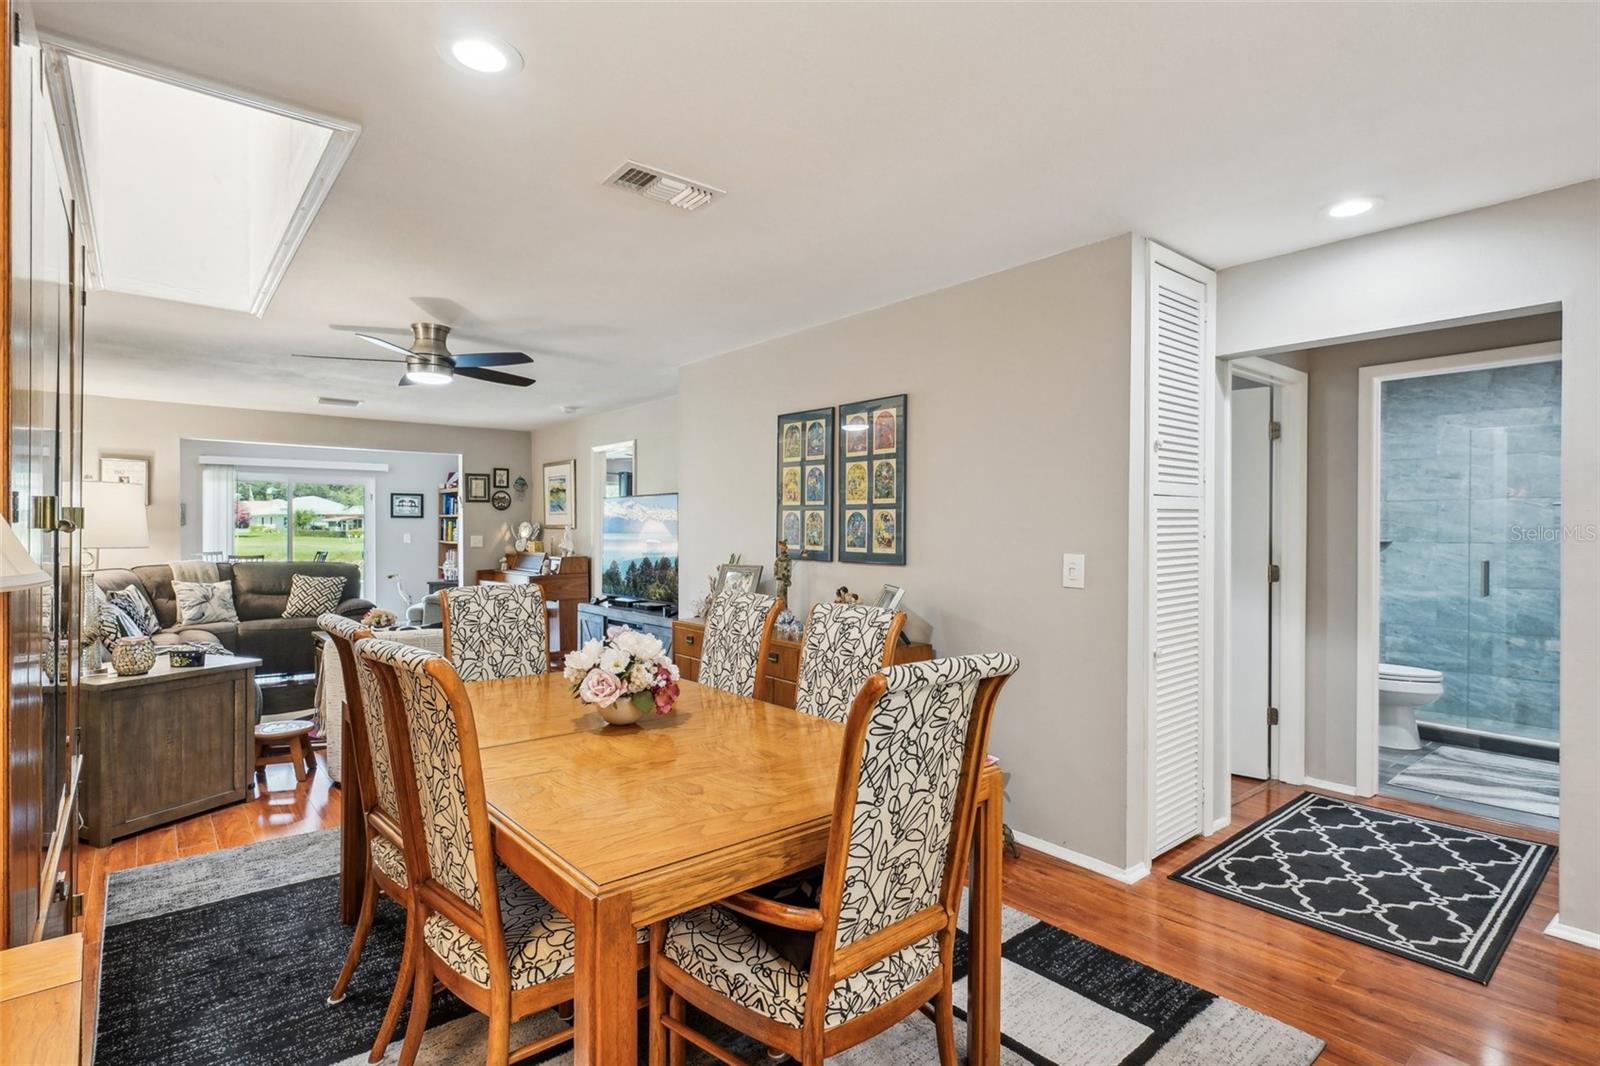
[453, 352, 532, 369]
[356, 333, 414, 357]
[456, 366, 535, 388]
[291, 353, 403, 363]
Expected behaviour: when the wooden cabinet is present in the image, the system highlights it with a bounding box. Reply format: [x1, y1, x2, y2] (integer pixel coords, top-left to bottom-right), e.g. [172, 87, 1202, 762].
[672, 619, 933, 709]
[78, 656, 259, 846]
[577, 601, 675, 656]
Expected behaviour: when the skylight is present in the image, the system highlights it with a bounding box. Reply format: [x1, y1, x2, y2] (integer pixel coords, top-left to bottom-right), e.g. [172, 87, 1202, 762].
[46, 43, 358, 316]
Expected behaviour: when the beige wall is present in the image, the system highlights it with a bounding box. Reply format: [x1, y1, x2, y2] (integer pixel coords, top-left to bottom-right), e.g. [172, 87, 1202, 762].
[83, 395, 535, 582]
[1263, 314, 1562, 786]
[529, 396, 681, 581]
[677, 235, 1139, 863]
[1220, 180, 1600, 935]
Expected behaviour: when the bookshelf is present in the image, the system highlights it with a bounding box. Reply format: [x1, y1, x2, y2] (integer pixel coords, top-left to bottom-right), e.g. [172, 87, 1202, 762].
[438, 473, 461, 580]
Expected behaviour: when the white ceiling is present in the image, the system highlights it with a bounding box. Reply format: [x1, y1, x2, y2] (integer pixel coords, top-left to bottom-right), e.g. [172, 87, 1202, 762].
[38, 1, 1600, 431]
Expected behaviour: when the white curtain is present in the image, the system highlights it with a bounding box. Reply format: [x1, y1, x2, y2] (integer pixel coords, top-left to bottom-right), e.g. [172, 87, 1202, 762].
[201, 464, 237, 557]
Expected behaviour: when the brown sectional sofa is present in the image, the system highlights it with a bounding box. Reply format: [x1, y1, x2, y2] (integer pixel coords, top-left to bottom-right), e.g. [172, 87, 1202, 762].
[94, 561, 375, 676]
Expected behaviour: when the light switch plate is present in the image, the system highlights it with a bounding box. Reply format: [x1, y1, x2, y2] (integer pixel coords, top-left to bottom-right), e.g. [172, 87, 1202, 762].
[469, 534, 484, 548]
[1062, 553, 1086, 589]
[402, 532, 411, 544]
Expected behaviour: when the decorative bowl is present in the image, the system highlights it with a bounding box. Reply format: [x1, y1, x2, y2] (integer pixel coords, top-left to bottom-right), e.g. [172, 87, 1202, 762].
[168, 645, 207, 668]
[111, 636, 157, 677]
[595, 699, 645, 727]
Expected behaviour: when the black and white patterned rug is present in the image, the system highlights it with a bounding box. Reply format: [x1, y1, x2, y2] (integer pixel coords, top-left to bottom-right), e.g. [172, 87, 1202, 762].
[97, 831, 1323, 1065]
[1171, 792, 1554, 984]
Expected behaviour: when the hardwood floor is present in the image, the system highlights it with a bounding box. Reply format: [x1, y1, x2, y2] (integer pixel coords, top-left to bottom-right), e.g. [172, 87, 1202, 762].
[1005, 779, 1599, 1066]
[73, 768, 1597, 1065]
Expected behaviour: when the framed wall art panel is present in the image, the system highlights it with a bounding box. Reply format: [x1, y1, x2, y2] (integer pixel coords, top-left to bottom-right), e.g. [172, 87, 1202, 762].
[836, 393, 906, 565]
[776, 406, 833, 561]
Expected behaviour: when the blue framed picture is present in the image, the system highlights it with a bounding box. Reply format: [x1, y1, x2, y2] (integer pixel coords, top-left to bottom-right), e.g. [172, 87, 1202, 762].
[836, 394, 906, 565]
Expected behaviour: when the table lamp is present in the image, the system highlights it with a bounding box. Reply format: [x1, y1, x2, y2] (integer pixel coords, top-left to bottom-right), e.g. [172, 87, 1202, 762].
[0, 514, 47, 589]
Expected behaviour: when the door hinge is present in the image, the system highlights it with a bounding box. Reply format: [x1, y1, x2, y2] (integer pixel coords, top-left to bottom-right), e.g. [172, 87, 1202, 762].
[1268, 706, 1280, 726]
[1268, 420, 1282, 441]
[1268, 563, 1280, 583]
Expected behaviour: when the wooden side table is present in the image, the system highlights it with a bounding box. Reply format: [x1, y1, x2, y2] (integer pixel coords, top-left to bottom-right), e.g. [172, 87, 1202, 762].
[254, 719, 316, 783]
[78, 655, 260, 846]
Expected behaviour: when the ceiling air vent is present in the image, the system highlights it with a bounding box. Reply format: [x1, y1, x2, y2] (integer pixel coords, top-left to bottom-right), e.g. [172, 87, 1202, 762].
[317, 396, 362, 408]
[604, 161, 723, 212]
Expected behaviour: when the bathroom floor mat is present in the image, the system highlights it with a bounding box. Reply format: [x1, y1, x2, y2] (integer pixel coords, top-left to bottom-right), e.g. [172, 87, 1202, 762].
[1170, 792, 1553, 983]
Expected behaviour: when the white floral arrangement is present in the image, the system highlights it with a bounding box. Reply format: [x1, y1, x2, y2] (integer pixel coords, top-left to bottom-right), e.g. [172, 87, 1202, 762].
[563, 626, 682, 715]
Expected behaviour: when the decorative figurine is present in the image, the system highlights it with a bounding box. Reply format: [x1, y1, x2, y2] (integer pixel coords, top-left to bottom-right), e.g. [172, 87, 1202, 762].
[559, 525, 575, 556]
[774, 540, 793, 607]
[834, 586, 860, 606]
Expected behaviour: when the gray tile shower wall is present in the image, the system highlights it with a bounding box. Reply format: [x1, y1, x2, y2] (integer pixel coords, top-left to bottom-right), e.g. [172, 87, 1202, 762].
[1380, 362, 1561, 735]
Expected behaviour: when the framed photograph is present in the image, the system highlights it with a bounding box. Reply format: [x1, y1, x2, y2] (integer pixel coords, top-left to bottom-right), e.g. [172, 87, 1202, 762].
[542, 459, 576, 527]
[491, 490, 512, 511]
[775, 407, 833, 561]
[875, 584, 905, 611]
[100, 456, 150, 504]
[465, 473, 491, 502]
[390, 492, 424, 519]
[492, 467, 511, 489]
[715, 563, 763, 596]
[836, 394, 906, 565]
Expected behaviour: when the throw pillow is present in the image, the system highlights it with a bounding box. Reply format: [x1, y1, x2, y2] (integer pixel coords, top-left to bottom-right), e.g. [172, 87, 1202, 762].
[282, 573, 346, 618]
[173, 580, 239, 625]
[109, 585, 161, 636]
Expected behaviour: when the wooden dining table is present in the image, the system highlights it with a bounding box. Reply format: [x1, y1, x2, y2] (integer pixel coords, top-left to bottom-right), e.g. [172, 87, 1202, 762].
[338, 672, 1005, 1065]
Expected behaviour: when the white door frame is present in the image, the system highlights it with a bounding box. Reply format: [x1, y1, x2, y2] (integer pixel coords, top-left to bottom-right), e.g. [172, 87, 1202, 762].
[1354, 341, 1562, 795]
[1219, 357, 1308, 793]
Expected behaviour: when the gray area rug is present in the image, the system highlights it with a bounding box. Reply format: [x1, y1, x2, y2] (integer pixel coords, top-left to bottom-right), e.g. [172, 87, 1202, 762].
[100, 829, 1322, 1065]
[1389, 746, 1559, 819]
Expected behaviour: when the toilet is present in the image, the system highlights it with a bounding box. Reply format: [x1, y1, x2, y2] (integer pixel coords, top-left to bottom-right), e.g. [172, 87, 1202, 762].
[1378, 663, 1445, 750]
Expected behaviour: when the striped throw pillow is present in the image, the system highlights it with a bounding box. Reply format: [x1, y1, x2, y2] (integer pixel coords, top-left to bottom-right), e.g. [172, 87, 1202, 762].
[282, 574, 346, 618]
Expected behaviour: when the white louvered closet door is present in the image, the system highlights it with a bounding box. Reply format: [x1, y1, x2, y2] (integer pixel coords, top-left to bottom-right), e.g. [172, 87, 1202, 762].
[1147, 259, 1210, 856]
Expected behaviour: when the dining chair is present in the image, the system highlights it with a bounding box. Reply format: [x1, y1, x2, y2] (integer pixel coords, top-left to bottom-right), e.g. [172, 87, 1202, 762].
[318, 615, 415, 1065]
[648, 652, 1020, 1066]
[793, 602, 906, 723]
[356, 636, 645, 1066]
[440, 583, 549, 681]
[697, 590, 783, 697]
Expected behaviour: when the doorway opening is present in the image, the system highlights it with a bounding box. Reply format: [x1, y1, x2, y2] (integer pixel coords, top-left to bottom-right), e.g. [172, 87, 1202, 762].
[1223, 357, 1308, 809]
[1358, 343, 1561, 830]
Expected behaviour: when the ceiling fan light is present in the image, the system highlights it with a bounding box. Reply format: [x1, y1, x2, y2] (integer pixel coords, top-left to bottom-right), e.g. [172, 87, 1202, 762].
[404, 368, 452, 386]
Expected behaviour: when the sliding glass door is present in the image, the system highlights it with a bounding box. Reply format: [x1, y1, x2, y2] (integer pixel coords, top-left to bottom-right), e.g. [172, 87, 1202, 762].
[220, 472, 371, 580]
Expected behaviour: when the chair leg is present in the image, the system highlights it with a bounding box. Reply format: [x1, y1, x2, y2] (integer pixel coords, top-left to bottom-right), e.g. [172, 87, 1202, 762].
[667, 989, 686, 1066]
[397, 953, 433, 1066]
[485, 987, 512, 1066]
[932, 983, 958, 1066]
[329, 865, 378, 1004]
[291, 736, 309, 781]
[368, 904, 417, 1063]
[303, 734, 318, 777]
[648, 924, 667, 1066]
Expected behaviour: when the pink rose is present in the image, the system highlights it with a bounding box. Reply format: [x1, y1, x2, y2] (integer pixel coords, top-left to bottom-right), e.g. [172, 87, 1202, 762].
[578, 667, 624, 708]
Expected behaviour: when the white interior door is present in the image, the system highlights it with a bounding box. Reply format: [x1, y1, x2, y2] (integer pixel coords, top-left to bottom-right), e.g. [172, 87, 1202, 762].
[1229, 386, 1272, 779]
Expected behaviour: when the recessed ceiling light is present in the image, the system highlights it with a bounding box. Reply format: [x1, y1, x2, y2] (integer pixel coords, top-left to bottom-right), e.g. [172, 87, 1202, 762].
[1326, 197, 1380, 219]
[442, 36, 523, 76]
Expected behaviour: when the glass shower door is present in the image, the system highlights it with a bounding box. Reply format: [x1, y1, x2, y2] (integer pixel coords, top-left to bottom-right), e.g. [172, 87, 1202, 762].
[1466, 421, 1561, 743]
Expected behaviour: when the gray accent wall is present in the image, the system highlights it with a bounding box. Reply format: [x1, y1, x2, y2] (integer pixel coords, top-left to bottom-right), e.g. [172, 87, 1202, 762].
[1379, 362, 1562, 738]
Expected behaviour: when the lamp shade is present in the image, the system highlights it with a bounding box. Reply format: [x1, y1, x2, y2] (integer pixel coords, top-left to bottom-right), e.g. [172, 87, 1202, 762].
[0, 515, 47, 590]
[82, 479, 150, 550]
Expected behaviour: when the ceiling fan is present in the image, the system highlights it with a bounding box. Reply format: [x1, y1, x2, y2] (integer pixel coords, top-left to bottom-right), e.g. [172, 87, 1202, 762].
[293, 322, 535, 388]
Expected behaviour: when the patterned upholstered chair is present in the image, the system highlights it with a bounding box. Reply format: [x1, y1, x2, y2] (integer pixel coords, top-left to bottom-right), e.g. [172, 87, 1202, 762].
[319, 615, 417, 1064]
[649, 653, 1019, 1066]
[441, 583, 549, 681]
[356, 637, 644, 1066]
[793, 602, 906, 723]
[697, 590, 782, 697]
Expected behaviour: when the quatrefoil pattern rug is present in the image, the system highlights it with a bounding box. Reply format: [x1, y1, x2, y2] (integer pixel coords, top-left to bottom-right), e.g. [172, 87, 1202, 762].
[1171, 792, 1554, 983]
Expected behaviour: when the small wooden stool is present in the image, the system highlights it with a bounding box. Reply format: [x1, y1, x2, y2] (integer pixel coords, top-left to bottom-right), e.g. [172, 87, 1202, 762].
[254, 719, 316, 783]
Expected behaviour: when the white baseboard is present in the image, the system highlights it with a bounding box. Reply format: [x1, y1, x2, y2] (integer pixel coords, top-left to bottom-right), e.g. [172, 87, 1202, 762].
[1208, 813, 1232, 834]
[1302, 776, 1358, 796]
[1013, 831, 1150, 884]
[1546, 914, 1600, 951]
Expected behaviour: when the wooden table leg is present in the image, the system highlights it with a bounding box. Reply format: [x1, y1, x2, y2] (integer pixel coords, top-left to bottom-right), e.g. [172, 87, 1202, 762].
[338, 703, 367, 925]
[967, 773, 1002, 1066]
[573, 890, 636, 1066]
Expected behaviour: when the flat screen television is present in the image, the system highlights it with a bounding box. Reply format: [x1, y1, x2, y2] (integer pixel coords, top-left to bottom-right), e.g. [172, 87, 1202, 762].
[600, 493, 680, 606]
